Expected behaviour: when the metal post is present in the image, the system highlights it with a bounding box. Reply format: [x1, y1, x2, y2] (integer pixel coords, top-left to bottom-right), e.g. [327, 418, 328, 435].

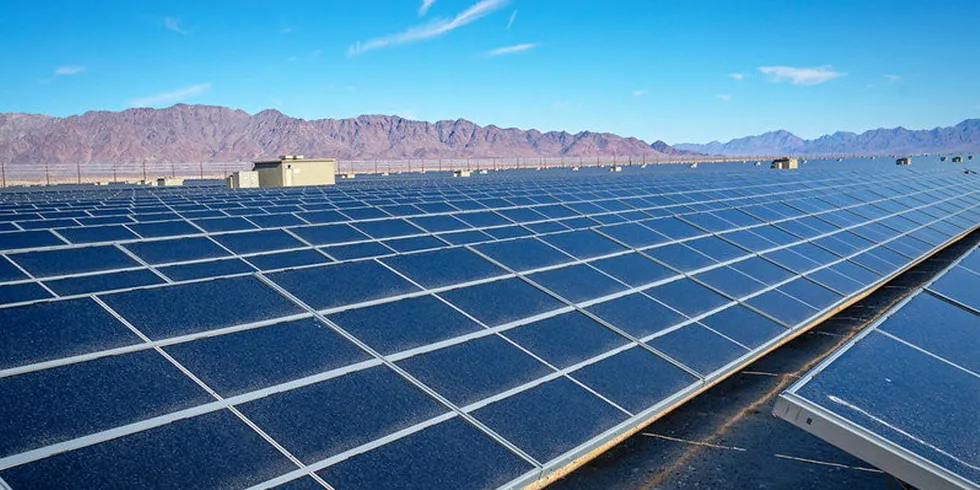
[374, 159, 378, 174]
[170, 162, 175, 178]
[76, 161, 81, 184]
[142, 160, 147, 182]
[199, 162, 204, 180]
[112, 165, 117, 183]
[45, 161, 50, 186]
[1, 160, 5, 187]
[408, 159, 412, 173]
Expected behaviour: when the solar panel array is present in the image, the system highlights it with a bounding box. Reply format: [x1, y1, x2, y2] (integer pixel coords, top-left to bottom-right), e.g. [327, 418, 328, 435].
[1, 165, 979, 490]
[776, 242, 980, 490]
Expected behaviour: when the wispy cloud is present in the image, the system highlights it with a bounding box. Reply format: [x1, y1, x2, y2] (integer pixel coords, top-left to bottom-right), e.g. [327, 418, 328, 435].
[54, 65, 86, 76]
[349, 0, 508, 56]
[131, 83, 211, 107]
[729, 73, 744, 81]
[163, 17, 187, 35]
[632, 89, 647, 97]
[757, 65, 845, 85]
[717, 94, 731, 102]
[280, 27, 295, 34]
[419, 0, 437, 15]
[883, 74, 902, 83]
[487, 42, 539, 56]
[506, 10, 518, 29]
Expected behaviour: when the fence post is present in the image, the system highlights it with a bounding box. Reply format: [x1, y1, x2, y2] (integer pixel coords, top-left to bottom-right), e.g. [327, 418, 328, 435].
[76, 161, 81, 184]
[199, 162, 204, 180]
[1, 160, 5, 187]
[45, 161, 50, 186]
[142, 160, 147, 182]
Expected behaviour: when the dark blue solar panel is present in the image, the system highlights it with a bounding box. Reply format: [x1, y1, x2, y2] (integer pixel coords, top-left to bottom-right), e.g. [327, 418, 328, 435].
[539, 230, 626, 259]
[646, 323, 748, 375]
[247, 249, 331, 271]
[645, 278, 731, 318]
[473, 237, 573, 272]
[124, 237, 230, 264]
[440, 278, 564, 327]
[0, 256, 28, 282]
[397, 334, 553, 407]
[504, 312, 629, 369]
[527, 264, 626, 303]
[101, 276, 303, 339]
[589, 252, 677, 287]
[267, 260, 420, 311]
[792, 332, 980, 484]
[929, 266, 980, 311]
[57, 224, 139, 244]
[317, 417, 535, 490]
[0, 349, 211, 458]
[572, 346, 698, 413]
[158, 258, 255, 281]
[586, 293, 687, 338]
[381, 247, 506, 289]
[878, 293, 980, 372]
[44, 269, 164, 296]
[165, 317, 370, 396]
[240, 365, 447, 463]
[329, 295, 483, 355]
[0, 297, 140, 369]
[699, 305, 786, 349]
[212, 229, 305, 254]
[127, 220, 199, 238]
[0, 410, 296, 490]
[472, 377, 627, 462]
[9, 245, 138, 277]
[0, 282, 52, 305]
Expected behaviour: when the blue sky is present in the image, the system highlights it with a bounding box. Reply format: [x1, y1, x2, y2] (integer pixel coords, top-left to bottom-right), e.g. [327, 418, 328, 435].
[1, 0, 978, 143]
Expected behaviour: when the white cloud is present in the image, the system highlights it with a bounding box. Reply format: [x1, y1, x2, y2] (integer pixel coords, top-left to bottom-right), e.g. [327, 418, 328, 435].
[884, 74, 902, 83]
[729, 73, 744, 81]
[632, 89, 647, 97]
[717, 94, 731, 102]
[349, 0, 508, 55]
[130, 83, 211, 107]
[506, 9, 518, 29]
[486, 42, 539, 56]
[163, 17, 187, 35]
[757, 65, 845, 85]
[54, 66, 86, 76]
[419, 0, 437, 15]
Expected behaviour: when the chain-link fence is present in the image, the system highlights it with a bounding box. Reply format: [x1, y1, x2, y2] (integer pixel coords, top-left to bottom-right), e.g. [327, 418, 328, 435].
[0, 155, 752, 186]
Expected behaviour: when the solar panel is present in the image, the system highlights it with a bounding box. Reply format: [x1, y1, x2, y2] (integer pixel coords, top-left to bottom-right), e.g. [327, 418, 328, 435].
[775, 244, 980, 490]
[1, 163, 979, 489]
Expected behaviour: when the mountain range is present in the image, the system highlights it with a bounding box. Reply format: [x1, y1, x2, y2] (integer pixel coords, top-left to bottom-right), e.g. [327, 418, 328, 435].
[0, 105, 695, 166]
[1, 105, 976, 165]
[675, 119, 980, 156]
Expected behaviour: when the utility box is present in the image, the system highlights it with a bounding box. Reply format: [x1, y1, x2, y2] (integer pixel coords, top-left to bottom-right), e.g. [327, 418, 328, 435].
[952, 156, 964, 163]
[227, 171, 259, 188]
[610, 165, 623, 172]
[771, 157, 799, 169]
[252, 156, 336, 187]
[453, 170, 472, 177]
[895, 157, 912, 166]
[156, 177, 185, 186]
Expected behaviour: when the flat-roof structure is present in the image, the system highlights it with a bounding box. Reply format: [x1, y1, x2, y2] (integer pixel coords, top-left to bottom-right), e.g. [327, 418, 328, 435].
[252, 155, 337, 187]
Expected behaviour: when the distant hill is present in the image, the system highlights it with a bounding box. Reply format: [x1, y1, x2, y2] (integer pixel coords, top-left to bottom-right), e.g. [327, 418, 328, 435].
[0, 104, 698, 165]
[675, 119, 980, 156]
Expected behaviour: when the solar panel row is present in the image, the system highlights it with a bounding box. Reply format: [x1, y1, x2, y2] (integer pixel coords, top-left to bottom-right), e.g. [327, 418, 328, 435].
[1, 166, 979, 490]
[776, 242, 980, 490]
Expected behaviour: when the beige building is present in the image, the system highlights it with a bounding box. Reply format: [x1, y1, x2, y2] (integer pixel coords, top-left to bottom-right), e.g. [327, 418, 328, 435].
[771, 157, 799, 169]
[252, 155, 337, 187]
